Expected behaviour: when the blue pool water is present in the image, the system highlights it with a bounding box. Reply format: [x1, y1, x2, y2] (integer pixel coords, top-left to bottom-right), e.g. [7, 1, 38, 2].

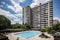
[15, 31, 39, 38]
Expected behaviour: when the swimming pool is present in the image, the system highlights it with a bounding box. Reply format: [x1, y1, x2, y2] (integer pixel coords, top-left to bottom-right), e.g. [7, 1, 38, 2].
[15, 31, 39, 38]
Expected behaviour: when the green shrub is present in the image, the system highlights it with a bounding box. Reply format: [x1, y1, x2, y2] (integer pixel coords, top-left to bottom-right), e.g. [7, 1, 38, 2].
[41, 26, 52, 32]
[41, 28, 46, 32]
[24, 23, 32, 30]
[52, 23, 60, 31]
[39, 33, 50, 38]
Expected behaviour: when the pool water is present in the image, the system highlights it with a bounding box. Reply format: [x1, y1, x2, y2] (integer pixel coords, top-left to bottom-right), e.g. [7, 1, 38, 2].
[15, 31, 39, 38]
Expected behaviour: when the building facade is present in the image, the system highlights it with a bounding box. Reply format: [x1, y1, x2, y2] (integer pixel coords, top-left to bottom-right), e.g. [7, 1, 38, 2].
[40, 1, 53, 28]
[23, 6, 32, 25]
[23, 0, 53, 29]
[31, 4, 41, 29]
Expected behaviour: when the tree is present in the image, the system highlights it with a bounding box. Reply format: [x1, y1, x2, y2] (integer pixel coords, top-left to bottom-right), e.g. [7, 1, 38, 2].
[52, 23, 60, 31]
[24, 23, 32, 30]
[41, 26, 52, 32]
[0, 15, 11, 30]
[11, 24, 26, 29]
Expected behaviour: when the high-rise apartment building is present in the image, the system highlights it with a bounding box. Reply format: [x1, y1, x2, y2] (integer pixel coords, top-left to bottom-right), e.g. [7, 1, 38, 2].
[40, 1, 53, 28]
[23, 0, 53, 29]
[31, 4, 41, 29]
[23, 6, 32, 25]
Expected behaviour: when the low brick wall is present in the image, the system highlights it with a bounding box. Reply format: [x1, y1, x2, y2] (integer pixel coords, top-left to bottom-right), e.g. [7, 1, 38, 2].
[0, 29, 26, 33]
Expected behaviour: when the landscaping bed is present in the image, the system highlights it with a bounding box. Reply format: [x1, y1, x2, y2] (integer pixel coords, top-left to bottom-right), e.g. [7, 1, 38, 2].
[0, 34, 9, 40]
[39, 33, 50, 38]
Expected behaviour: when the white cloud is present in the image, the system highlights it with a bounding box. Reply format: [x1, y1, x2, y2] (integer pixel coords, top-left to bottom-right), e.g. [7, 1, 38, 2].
[41, 0, 51, 4]
[54, 17, 60, 22]
[0, 2, 6, 7]
[33, 0, 41, 4]
[0, 0, 24, 24]
[10, 0, 22, 13]
[30, 0, 40, 8]
[30, 3, 39, 8]
[30, 0, 51, 8]
[0, 9, 22, 24]
[2, 2, 5, 4]
[0, 5, 4, 7]
[19, 0, 25, 2]
[13, 0, 25, 3]
[8, 6, 15, 12]
[15, 13, 22, 17]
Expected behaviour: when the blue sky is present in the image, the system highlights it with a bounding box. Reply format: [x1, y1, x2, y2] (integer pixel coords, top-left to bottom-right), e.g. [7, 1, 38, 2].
[20, 0, 32, 7]
[53, 0, 60, 17]
[0, 0, 60, 24]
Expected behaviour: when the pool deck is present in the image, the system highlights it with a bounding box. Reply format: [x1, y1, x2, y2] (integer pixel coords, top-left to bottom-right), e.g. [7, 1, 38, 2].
[6, 31, 54, 40]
